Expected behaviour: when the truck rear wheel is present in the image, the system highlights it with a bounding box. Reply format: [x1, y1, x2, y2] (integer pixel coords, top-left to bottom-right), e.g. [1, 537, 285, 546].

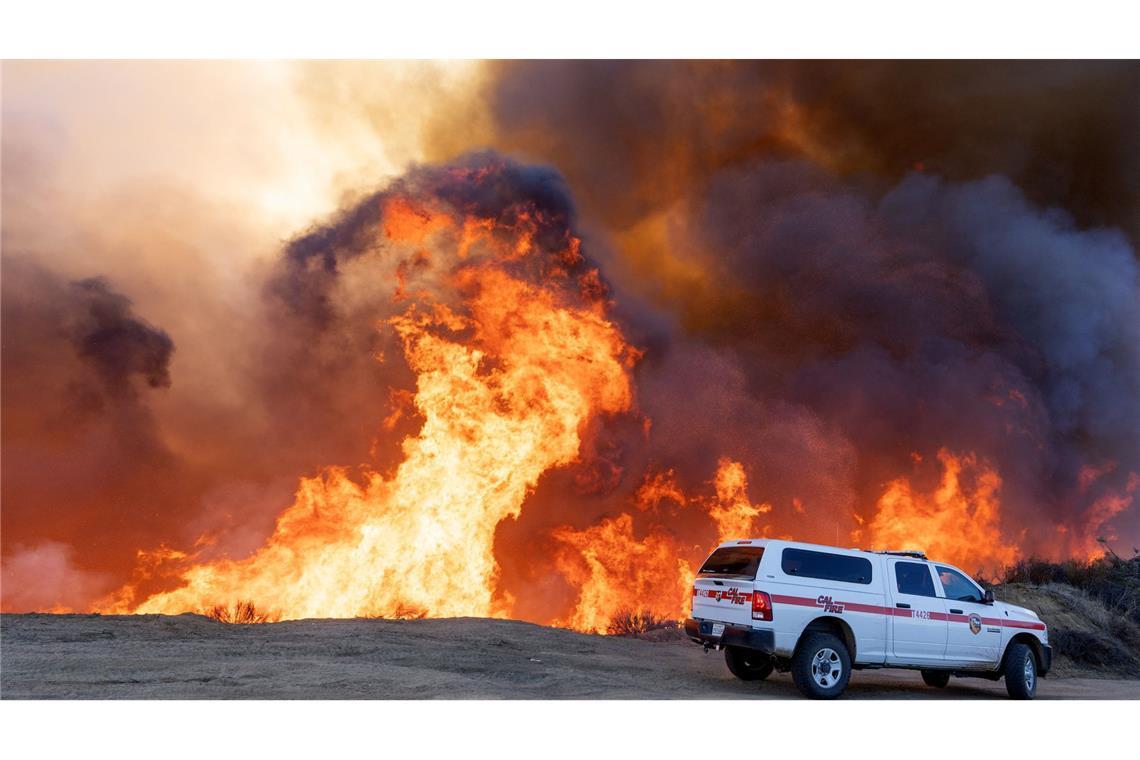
[791, 632, 851, 699]
[1003, 642, 1037, 700]
[724, 646, 773, 681]
[921, 670, 950, 688]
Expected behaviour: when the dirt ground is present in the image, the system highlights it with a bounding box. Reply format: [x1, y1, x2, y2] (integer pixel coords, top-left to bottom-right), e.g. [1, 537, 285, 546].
[2, 614, 1138, 699]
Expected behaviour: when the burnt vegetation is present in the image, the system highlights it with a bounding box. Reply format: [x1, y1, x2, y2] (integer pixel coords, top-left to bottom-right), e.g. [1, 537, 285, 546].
[605, 609, 684, 640]
[204, 601, 275, 624]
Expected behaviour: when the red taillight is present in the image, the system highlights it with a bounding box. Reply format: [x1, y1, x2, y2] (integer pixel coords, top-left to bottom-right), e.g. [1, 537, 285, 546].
[752, 590, 772, 621]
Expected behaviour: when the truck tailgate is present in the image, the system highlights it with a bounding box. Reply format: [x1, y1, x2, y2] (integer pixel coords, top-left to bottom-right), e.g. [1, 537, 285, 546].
[692, 577, 756, 627]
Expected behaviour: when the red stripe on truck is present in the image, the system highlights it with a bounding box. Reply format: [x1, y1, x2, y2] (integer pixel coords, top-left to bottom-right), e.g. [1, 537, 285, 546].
[764, 592, 1044, 630]
[694, 588, 753, 605]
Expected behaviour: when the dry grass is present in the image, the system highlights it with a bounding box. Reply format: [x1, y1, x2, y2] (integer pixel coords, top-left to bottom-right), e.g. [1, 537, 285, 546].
[204, 601, 275, 624]
[997, 582, 1140, 677]
[1001, 553, 1140, 624]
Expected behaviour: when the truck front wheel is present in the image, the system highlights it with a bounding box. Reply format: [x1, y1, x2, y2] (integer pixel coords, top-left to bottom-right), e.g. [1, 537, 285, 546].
[791, 632, 851, 699]
[724, 646, 773, 681]
[1003, 642, 1038, 700]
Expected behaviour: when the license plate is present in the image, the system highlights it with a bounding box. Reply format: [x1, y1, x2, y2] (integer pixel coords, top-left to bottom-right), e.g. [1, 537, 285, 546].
[710, 623, 725, 637]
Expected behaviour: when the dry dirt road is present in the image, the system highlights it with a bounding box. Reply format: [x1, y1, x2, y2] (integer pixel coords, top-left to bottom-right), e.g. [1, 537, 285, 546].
[2, 614, 1137, 699]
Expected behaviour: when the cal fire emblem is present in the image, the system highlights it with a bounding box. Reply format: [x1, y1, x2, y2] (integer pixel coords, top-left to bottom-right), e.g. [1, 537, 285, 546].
[968, 613, 982, 634]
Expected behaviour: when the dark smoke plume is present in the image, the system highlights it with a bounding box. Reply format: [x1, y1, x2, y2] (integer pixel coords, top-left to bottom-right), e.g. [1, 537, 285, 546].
[1, 258, 174, 451]
[476, 61, 1140, 558]
[1, 258, 185, 606]
[486, 61, 1140, 242]
[680, 162, 1139, 547]
[68, 276, 174, 396]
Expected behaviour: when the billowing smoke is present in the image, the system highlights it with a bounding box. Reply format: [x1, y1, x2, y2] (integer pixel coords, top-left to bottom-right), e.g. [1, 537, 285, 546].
[645, 164, 1139, 551]
[476, 61, 1140, 561]
[1, 258, 181, 603]
[485, 61, 1140, 242]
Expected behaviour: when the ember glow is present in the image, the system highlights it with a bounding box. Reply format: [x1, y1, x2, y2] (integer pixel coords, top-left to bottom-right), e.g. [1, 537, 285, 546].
[3, 62, 1139, 629]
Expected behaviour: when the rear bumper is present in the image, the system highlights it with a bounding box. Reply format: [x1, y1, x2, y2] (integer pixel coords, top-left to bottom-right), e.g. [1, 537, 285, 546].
[1040, 644, 1053, 676]
[684, 618, 775, 653]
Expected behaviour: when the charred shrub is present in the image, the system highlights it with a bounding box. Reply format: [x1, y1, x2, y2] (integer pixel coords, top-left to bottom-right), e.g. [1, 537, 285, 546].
[205, 601, 274, 624]
[606, 609, 683, 640]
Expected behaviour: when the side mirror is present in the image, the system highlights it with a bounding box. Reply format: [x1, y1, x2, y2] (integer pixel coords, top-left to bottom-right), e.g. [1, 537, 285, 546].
[983, 588, 995, 605]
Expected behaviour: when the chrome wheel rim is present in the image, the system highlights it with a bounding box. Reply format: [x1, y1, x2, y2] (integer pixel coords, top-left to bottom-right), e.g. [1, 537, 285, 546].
[812, 647, 842, 688]
[1024, 655, 1036, 692]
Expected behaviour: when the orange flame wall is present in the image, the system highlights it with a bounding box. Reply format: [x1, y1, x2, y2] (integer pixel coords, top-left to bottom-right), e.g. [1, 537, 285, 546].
[103, 179, 635, 621]
[94, 162, 810, 628]
[77, 154, 1140, 630]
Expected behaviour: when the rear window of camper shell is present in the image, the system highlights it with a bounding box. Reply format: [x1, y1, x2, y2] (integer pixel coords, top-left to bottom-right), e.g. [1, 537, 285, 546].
[698, 546, 765, 578]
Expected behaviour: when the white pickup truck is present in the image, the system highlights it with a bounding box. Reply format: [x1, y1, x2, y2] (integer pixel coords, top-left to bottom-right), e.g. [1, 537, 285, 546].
[684, 539, 1051, 699]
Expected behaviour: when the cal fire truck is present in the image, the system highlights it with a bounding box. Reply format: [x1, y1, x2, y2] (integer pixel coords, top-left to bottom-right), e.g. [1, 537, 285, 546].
[685, 539, 1051, 699]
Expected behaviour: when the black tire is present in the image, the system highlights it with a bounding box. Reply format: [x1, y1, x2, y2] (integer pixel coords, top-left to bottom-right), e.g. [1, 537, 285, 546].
[724, 646, 774, 681]
[1004, 642, 1038, 700]
[791, 632, 851, 699]
[921, 670, 951, 688]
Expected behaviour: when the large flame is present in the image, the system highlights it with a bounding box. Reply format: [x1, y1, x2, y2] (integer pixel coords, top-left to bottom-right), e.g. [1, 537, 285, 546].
[862, 449, 1019, 572]
[89, 159, 1131, 632]
[552, 514, 696, 634]
[551, 458, 770, 632]
[102, 174, 636, 621]
[1065, 466, 1140, 558]
[708, 458, 772, 544]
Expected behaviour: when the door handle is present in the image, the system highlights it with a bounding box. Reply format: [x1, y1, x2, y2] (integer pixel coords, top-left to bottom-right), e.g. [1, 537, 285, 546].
[895, 602, 910, 609]
[949, 608, 964, 614]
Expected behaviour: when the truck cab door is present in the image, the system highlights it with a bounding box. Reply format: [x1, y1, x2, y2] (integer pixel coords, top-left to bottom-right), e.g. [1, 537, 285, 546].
[935, 564, 1002, 667]
[886, 559, 949, 665]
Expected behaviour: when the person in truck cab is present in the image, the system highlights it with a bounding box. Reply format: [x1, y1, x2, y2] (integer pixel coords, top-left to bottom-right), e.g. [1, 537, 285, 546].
[685, 539, 1051, 699]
